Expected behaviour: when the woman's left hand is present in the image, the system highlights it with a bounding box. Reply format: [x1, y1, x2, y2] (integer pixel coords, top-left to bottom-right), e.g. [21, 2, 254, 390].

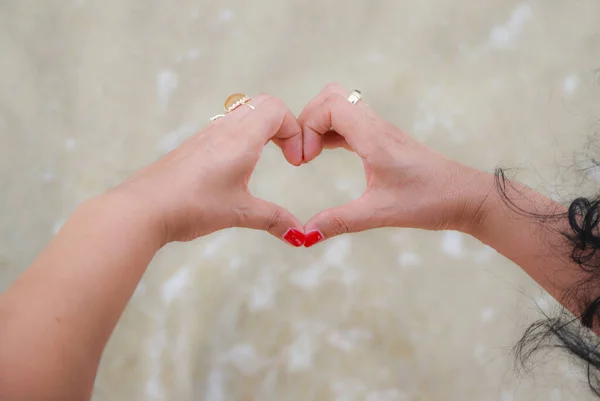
[110, 94, 306, 246]
[296, 84, 487, 246]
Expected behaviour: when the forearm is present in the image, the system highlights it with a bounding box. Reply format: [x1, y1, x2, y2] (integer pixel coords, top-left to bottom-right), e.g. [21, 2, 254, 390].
[460, 169, 582, 314]
[0, 191, 164, 400]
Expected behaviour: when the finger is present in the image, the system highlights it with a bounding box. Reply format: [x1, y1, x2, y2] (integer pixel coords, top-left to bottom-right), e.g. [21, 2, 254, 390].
[235, 196, 306, 247]
[298, 83, 371, 162]
[240, 94, 303, 166]
[207, 94, 257, 126]
[211, 95, 303, 166]
[271, 131, 351, 162]
[303, 195, 379, 247]
[322, 131, 353, 151]
[298, 83, 348, 162]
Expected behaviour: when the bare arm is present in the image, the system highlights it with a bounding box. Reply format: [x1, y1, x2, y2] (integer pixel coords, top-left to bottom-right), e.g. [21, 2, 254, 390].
[0, 193, 163, 400]
[0, 94, 305, 401]
[298, 83, 586, 317]
[458, 170, 584, 315]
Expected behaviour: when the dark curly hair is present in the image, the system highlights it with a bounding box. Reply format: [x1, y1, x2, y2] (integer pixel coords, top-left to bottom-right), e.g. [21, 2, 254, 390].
[495, 168, 600, 396]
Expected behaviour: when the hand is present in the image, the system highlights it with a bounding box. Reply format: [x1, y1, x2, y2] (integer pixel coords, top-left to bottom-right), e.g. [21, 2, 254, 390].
[110, 94, 306, 246]
[298, 84, 490, 246]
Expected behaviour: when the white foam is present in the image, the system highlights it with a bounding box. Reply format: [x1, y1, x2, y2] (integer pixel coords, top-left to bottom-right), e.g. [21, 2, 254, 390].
[248, 276, 276, 311]
[157, 124, 201, 154]
[157, 132, 182, 153]
[228, 255, 244, 272]
[489, 3, 533, 48]
[133, 281, 147, 298]
[289, 264, 326, 290]
[286, 335, 314, 372]
[203, 231, 233, 257]
[481, 306, 495, 322]
[365, 389, 406, 401]
[331, 379, 367, 401]
[328, 328, 373, 352]
[42, 168, 56, 182]
[473, 344, 486, 362]
[161, 266, 191, 304]
[440, 116, 455, 130]
[500, 389, 515, 401]
[145, 323, 167, 399]
[156, 69, 179, 112]
[204, 368, 226, 401]
[474, 245, 497, 262]
[442, 231, 464, 258]
[366, 51, 384, 63]
[52, 219, 66, 235]
[335, 179, 364, 199]
[549, 389, 562, 401]
[64, 138, 76, 151]
[412, 112, 437, 132]
[218, 9, 235, 22]
[223, 344, 262, 376]
[340, 267, 360, 285]
[323, 236, 352, 266]
[157, 130, 184, 153]
[563, 74, 580, 96]
[145, 377, 164, 400]
[398, 252, 421, 267]
[536, 295, 551, 310]
[186, 49, 200, 59]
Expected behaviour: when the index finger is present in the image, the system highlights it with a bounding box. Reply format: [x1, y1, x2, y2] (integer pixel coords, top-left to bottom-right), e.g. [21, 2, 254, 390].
[238, 94, 303, 166]
[297, 84, 378, 162]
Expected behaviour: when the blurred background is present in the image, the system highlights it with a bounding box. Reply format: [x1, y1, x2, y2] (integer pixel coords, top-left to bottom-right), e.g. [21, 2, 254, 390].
[2, 0, 600, 400]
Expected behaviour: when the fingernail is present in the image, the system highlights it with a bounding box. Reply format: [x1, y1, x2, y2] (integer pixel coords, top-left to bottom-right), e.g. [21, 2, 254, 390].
[304, 230, 324, 248]
[283, 228, 305, 247]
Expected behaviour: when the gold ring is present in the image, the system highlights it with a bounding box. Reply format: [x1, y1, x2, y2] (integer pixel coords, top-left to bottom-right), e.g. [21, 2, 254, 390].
[224, 93, 252, 112]
[347, 89, 362, 105]
[210, 93, 254, 121]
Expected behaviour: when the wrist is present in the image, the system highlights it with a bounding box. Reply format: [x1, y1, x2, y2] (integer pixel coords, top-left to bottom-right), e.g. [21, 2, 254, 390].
[84, 188, 168, 250]
[447, 167, 497, 235]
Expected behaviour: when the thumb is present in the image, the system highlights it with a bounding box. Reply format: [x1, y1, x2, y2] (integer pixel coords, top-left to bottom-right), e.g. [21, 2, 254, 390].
[303, 196, 377, 248]
[236, 196, 306, 247]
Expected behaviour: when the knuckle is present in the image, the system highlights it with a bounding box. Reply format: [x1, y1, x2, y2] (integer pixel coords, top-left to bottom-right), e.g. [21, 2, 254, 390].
[258, 95, 287, 120]
[329, 215, 351, 236]
[323, 93, 344, 107]
[265, 207, 283, 232]
[323, 82, 345, 95]
[272, 98, 287, 113]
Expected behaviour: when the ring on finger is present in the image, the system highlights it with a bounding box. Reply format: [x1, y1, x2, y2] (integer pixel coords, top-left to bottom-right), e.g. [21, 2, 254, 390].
[347, 89, 363, 105]
[210, 93, 254, 121]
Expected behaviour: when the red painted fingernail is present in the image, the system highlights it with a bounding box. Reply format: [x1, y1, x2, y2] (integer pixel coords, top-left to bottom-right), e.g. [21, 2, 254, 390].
[283, 229, 305, 247]
[304, 230, 324, 248]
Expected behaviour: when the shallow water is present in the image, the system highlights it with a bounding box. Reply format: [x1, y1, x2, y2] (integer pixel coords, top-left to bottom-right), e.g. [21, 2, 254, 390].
[1, 1, 600, 400]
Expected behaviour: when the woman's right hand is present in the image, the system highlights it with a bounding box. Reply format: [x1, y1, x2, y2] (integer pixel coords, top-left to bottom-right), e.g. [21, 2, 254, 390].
[110, 94, 306, 246]
[298, 84, 493, 247]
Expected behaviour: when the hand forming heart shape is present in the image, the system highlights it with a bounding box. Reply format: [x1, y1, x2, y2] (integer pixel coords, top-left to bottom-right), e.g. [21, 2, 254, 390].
[113, 83, 488, 248]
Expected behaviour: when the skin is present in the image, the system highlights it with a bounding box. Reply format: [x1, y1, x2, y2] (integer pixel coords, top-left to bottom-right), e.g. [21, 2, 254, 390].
[300, 84, 481, 234]
[0, 84, 586, 400]
[0, 94, 305, 401]
[299, 84, 582, 308]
